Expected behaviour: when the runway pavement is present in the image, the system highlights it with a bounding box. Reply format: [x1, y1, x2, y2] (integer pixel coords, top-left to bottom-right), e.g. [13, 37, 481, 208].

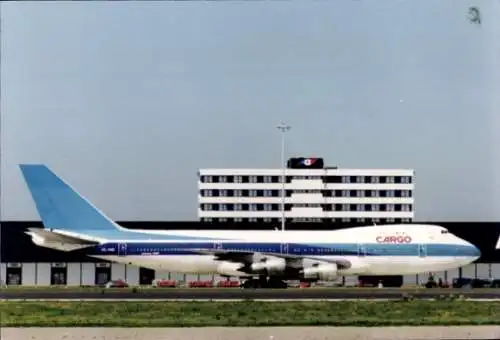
[2, 288, 500, 300]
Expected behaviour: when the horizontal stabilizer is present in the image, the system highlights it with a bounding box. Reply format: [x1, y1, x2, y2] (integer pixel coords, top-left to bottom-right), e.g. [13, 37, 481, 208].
[25, 228, 100, 252]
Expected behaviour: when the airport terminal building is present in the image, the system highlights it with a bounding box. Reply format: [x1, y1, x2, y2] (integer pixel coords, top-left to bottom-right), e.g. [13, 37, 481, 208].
[1, 157, 500, 286]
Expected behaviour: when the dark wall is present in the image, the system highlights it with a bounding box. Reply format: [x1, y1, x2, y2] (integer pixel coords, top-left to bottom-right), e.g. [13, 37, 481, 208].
[1, 221, 499, 263]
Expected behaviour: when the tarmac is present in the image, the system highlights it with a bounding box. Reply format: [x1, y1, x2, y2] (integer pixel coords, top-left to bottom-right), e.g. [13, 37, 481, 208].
[3, 326, 500, 340]
[2, 288, 500, 300]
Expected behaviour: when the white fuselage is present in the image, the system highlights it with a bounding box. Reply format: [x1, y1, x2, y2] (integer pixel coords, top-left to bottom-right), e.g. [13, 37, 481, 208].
[80, 225, 480, 278]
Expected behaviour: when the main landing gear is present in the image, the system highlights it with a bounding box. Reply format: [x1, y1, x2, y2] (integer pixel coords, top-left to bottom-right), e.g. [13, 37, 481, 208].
[241, 276, 288, 289]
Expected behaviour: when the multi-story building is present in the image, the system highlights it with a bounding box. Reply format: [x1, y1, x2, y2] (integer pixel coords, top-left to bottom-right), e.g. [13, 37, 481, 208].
[198, 157, 414, 224]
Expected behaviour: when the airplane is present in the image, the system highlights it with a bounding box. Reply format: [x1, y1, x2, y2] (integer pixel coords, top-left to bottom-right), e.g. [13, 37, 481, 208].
[19, 164, 482, 289]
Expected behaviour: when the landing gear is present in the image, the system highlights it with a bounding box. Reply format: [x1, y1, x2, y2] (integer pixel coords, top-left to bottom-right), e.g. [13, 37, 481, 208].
[241, 276, 288, 289]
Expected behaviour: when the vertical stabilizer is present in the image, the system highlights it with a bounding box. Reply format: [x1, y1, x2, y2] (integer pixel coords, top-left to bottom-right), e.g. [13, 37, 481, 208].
[19, 164, 120, 233]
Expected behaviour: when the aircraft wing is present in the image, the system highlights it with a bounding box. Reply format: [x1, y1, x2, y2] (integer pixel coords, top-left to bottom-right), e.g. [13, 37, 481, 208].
[191, 248, 352, 269]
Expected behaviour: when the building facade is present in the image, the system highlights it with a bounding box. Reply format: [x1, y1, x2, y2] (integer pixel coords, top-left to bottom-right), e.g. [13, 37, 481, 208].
[198, 157, 414, 224]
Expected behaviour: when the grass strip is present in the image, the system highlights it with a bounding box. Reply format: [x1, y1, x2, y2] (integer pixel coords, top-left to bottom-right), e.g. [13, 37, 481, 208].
[1, 301, 499, 327]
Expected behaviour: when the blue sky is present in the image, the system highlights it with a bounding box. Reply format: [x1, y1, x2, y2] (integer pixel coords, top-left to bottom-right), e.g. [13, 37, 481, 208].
[1, 1, 499, 221]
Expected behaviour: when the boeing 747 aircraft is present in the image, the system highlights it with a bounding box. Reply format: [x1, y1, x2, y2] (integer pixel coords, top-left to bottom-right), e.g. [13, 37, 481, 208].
[19, 164, 482, 288]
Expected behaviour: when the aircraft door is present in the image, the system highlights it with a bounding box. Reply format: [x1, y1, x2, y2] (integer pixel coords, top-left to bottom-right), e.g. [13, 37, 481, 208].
[118, 243, 127, 256]
[419, 244, 427, 258]
[213, 241, 223, 250]
[280, 243, 289, 254]
[358, 244, 366, 257]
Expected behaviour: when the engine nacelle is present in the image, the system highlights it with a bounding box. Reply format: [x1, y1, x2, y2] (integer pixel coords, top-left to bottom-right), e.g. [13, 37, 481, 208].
[216, 261, 248, 277]
[250, 256, 286, 276]
[302, 263, 339, 281]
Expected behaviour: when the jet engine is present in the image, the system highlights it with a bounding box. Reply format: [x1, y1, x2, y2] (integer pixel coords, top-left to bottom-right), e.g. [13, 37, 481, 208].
[250, 256, 287, 276]
[302, 263, 339, 281]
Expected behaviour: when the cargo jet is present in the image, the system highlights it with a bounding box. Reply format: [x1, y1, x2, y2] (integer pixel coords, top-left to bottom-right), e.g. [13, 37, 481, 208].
[19, 164, 482, 289]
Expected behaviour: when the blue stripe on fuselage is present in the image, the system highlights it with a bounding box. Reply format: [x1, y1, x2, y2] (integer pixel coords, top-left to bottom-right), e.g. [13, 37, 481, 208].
[87, 241, 480, 258]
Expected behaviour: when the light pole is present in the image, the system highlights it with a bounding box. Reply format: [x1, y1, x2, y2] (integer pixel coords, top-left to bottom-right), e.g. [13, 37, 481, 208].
[276, 122, 291, 232]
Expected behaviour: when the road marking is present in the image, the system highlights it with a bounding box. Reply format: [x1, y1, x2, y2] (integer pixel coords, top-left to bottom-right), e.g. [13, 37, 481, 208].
[2, 298, 500, 302]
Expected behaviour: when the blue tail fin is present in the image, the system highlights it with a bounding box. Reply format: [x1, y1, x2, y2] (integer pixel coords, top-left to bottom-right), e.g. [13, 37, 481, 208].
[19, 164, 119, 233]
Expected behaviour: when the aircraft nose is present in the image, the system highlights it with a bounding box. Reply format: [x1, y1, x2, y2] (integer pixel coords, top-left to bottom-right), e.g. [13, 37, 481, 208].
[469, 242, 481, 258]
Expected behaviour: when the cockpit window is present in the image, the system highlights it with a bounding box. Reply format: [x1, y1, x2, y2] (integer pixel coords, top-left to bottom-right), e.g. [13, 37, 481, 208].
[441, 230, 449, 234]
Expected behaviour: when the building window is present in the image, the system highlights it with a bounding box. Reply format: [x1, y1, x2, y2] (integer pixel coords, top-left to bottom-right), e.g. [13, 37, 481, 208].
[203, 176, 213, 183]
[387, 190, 394, 197]
[249, 190, 257, 197]
[249, 204, 257, 211]
[235, 176, 243, 183]
[234, 190, 242, 197]
[342, 204, 349, 211]
[218, 176, 227, 183]
[219, 204, 227, 211]
[204, 204, 213, 210]
[264, 190, 273, 197]
[371, 190, 379, 197]
[370, 176, 379, 184]
[249, 176, 258, 183]
[341, 190, 349, 197]
[387, 204, 395, 211]
[263, 176, 273, 183]
[356, 204, 364, 211]
[401, 176, 411, 184]
[249, 218, 258, 222]
[203, 190, 212, 197]
[356, 190, 364, 197]
[372, 204, 380, 211]
[342, 176, 350, 184]
[234, 218, 243, 222]
[234, 204, 242, 211]
[387, 176, 395, 184]
[219, 189, 228, 197]
[342, 218, 351, 223]
[264, 204, 272, 211]
[356, 176, 365, 183]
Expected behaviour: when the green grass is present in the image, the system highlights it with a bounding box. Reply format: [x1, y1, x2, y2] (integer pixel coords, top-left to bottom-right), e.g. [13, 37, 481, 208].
[1, 301, 499, 327]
